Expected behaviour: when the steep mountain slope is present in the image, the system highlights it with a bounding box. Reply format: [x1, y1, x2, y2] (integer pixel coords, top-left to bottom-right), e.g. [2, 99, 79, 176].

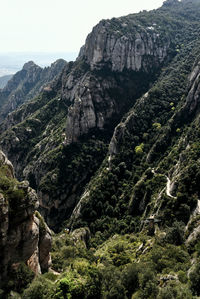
[2, 0, 200, 298]
[0, 59, 67, 121]
[1, 0, 199, 232]
[71, 34, 200, 237]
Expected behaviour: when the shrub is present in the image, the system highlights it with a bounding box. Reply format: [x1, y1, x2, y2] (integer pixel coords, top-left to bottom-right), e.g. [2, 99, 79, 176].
[177, 270, 187, 284]
[22, 276, 53, 299]
[121, 263, 139, 298]
[7, 262, 34, 293]
[101, 266, 123, 298]
[58, 276, 86, 299]
[189, 262, 200, 296]
[157, 283, 192, 299]
[152, 122, 162, 130]
[135, 143, 144, 155]
[85, 266, 102, 299]
[164, 221, 185, 245]
[138, 268, 158, 299]
[106, 281, 126, 299]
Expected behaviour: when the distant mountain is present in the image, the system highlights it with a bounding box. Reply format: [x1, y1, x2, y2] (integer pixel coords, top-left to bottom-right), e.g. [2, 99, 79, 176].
[0, 74, 13, 89]
[0, 52, 78, 76]
[0, 59, 67, 122]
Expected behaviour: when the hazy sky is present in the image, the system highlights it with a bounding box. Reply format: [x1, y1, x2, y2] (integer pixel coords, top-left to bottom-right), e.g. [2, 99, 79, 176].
[0, 0, 164, 53]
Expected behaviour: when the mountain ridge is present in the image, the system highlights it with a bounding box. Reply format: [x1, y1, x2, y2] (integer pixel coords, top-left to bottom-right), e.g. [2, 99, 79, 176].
[0, 58, 67, 122]
[2, 1, 200, 297]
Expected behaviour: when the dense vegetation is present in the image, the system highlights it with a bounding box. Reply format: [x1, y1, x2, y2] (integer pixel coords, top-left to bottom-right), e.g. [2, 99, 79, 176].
[0, 163, 25, 212]
[2, 0, 200, 298]
[5, 227, 200, 298]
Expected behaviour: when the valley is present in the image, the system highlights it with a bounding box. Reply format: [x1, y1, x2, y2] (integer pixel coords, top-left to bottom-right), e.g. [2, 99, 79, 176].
[1, 0, 200, 298]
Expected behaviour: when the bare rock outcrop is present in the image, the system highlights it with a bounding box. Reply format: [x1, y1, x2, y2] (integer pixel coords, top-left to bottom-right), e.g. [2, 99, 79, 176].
[0, 151, 52, 286]
[71, 227, 91, 248]
[80, 19, 170, 72]
[63, 17, 172, 144]
[64, 72, 117, 144]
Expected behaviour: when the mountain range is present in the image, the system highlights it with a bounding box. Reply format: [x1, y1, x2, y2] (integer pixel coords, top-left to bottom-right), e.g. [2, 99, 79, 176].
[0, 52, 78, 77]
[1, 0, 200, 298]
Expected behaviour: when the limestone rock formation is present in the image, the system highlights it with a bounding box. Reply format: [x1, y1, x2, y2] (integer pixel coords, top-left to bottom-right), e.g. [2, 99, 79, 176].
[0, 151, 52, 286]
[80, 19, 170, 72]
[63, 72, 118, 144]
[64, 16, 173, 144]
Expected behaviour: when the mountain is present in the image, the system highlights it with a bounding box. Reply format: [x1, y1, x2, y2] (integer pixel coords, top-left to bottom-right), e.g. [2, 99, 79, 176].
[0, 74, 13, 89]
[0, 52, 78, 77]
[0, 59, 67, 122]
[0, 0, 199, 230]
[0, 0, 183, 229]
[2, 0, 200, 297]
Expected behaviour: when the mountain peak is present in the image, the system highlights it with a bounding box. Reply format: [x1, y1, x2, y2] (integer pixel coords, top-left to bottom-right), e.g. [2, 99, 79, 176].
[22, 60, 38, 71]
[163, 0, 181, 6]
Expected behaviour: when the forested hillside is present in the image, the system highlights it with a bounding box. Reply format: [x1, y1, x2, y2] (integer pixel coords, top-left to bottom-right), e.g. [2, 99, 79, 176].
[1, 0, 200, 298]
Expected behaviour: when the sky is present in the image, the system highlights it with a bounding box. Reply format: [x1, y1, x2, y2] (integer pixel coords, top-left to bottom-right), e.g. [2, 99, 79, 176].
[0, 0, 164, 54]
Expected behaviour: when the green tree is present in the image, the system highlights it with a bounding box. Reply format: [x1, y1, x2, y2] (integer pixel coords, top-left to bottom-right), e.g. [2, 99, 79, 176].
[152, 122, 162, 130]
[189, 262, 200, 296]
[135, 143, 144, 155]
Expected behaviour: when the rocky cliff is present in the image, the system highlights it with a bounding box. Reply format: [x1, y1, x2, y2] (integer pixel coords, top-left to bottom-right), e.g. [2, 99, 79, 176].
[80, 18, 169, 72]
[63, 10, 178, 144]
[0, 151, 51, 288]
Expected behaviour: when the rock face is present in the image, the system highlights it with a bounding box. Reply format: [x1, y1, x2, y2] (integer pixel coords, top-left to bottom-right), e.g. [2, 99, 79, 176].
[184, 61, 200, 114]
[0, 151, 51, 286]
[0, 59, 67, 121]
[71, 227, 91, 248]
[64, 72, 118, 144]
[81, 19, 170, 72]
[64, 16, 173, 144]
